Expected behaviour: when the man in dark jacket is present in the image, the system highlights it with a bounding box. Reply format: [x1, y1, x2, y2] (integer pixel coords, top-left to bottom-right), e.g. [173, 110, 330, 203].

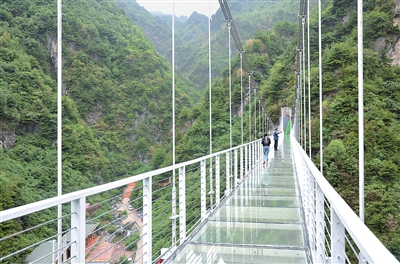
[273, 128, 281, 151]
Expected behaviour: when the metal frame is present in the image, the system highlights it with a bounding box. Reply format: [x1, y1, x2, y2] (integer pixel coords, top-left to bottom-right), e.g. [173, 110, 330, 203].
[0, 141, 258, 264]
[291, 132, 398, 263]
[2, 137, 397, 263]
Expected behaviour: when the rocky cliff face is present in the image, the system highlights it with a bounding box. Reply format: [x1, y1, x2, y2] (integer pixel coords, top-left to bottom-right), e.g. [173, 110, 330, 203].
[372, 0, 400, 66]
[394, 0, 400, 27]
[391, 0, 400, 65]
[0, 128, 16, 149]
[389, 37, 400, 66]
[46, 36, 69, 95]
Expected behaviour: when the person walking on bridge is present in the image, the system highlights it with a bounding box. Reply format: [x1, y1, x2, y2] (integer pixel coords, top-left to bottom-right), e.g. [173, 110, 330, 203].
[261, 133, 271, 165]
[273, 128, 281, 151]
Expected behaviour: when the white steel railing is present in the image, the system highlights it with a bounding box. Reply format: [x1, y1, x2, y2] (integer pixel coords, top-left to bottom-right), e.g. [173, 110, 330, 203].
[0, 141, 262, 264]
[291, 132, 399, 264]
[2, 134, 399, 264]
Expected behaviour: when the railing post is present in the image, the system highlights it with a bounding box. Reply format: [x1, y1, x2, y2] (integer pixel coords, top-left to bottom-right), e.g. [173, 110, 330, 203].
[240, 147, 244, 179]
[234, 148, 238, 187]
[216, 154, 220, 206]
[249, 143, 252, 169]
[250, 143, 252, 169]
[171, 170, 178, 247]
[70, 197, 85, 264]
[316, 184, 325, 263]
[209, 157, 214, 211]
[257, 141, 260, 164]
[179, 166, 186, 244]
[300, 149, 313, 247]
[309, 168, 316, 255]
[245, 145, 248, 175]
[331, 208, 345, 263]
[253, 142, 256, 167]
[143, 177, 152, 264]
[254, 142, 256, 167]
[255, 141, 258, 163]
[201, 160, 207, 222]
[226, 151, 231, 195]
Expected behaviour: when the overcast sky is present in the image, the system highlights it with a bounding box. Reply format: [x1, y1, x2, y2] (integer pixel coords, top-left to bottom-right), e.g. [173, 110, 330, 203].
[136, 0, 220, 17]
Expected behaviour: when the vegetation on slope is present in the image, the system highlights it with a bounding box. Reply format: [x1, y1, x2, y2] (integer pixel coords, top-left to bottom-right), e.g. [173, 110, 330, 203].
[0, 0, 198, 200]
[118, 0, 300, 91]
[259, 0, 400, 258]
[0, 1, 197, 260]
[1, 0, 400, 261]
[318, 0, 400, 256]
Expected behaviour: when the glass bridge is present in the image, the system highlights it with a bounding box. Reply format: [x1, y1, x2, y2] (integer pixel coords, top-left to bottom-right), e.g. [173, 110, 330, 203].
[0, 134, 398, 264]
[166, 139, 310, 263]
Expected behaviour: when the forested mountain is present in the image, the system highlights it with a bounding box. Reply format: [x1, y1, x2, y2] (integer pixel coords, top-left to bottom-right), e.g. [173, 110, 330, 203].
[259, 0, 400, 257]
[162, 0, 400, 259]
[312, 0, 400, 256]
[174, 21, 298, 162]
[0, 0, 197, 206]
[0, 1, 294, 259]
[0, 1, 201, 259]
[1, 0, 400, 261]
[115, 1, 208, 74]
[114, 1, 184, 61]
[118, 0, 300, 91]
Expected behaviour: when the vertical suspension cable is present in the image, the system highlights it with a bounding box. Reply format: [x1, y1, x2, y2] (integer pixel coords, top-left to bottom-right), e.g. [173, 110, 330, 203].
[263, 111, 265, 132]
[209, 2, 212, 155]
[302, 17, 306, 151]
[171, 0, 177, 246]
[208, 0, 214, 210]
[254, 87, 256, 139]
[296, 12, 301, 143]
[261, 108, 263, 133]
[57, 0, 62, 261]
[240, 52, 243, 145]
[248, 74, 251, 141]
[318, 0, 323, 174]
[258, 101, 262, 136]
[358, 0, 364, 223]
[268, 116, 270, 134]
[172, 2, 175, 169]
[261, 108, 264, 133]
[298, 69, 302, 144]
[260, 107, 263, 133]
[299, 51, 303, 148]
[307, 0, 312, 157]
[218, 0, 273, 144]
[228, 21, 232, 149]
[227, 20, 232, 190]
[264, 112, 266, 133]
[298, 77, 300, 141]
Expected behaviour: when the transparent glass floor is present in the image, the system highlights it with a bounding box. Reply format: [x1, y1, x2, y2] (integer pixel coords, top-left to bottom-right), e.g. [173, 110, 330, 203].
[166, 137, 310, 263]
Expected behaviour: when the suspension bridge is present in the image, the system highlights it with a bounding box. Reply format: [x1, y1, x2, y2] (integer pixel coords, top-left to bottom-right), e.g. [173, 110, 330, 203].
[0, 0, 399, 263]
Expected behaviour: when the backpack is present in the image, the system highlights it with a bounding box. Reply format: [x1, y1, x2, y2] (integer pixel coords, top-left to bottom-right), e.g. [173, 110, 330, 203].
[262, 137, 270, 146]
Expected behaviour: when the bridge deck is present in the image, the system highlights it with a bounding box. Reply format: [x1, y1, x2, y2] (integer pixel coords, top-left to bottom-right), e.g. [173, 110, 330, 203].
[166, 136, 311, 263]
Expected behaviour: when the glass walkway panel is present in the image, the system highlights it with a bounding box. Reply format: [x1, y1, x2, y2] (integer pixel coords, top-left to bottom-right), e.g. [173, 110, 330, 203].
[166, 137, 310, 263]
